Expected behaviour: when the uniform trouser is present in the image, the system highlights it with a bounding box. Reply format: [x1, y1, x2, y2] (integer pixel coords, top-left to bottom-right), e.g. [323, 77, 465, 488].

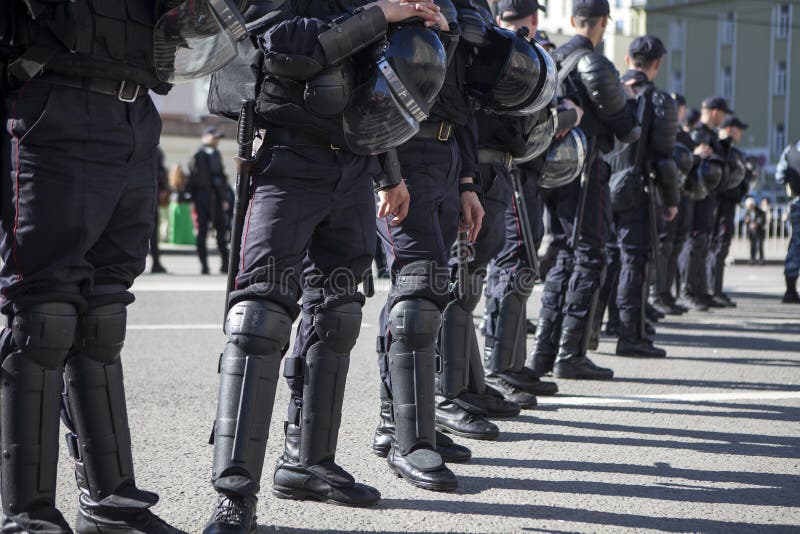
[668, 195, 693, 298]
[539, 157, 609, 326]
[438, 160, 512, 399]
[679, 194, 716, 297]
[749, 232, 765, 262]
[212, 144, 378, 495]
[1, 80, 161, 515]
[595, 201, 619, 333]
[483, 168, 543, 375]
[192, 186, 229, 267]
[376, 137, 460, 407]
[786, 199, 800, 279]
[614, 200, 650, 331]
[150, 202, 162, 266]
[709, 198, 736, 296]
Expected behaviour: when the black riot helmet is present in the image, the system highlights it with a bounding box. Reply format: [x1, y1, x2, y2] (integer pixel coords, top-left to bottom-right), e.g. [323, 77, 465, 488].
[466, 26, 544, 114]
[700, 154, 725, 192]
[154, 0, 251, 83]
[720, 147, 747, 191]
[536, 127, 588, 188]
[673, 143, 693, 188]
[513, 106, 557, 165]
[343, 22, 447, 155]
[457, 8, 491, 46]
[503, 39, 557, 116]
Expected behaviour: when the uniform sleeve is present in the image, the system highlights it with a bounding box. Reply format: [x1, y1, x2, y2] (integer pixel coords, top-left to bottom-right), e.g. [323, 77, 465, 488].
[261, 7, 387, 69]
[454, 117, 478, 180]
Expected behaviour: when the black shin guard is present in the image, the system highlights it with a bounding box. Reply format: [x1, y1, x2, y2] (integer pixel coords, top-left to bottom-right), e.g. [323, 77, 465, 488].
[2, 303, 77, 520]
[389, 299, 440, 455]
[212, 301, 292, 497]
[298, 301, 361, 467]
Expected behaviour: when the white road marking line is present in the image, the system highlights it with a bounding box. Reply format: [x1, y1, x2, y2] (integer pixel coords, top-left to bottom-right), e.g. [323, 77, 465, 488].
[538, 391, 800, 406]
[128, 323, 374, 330]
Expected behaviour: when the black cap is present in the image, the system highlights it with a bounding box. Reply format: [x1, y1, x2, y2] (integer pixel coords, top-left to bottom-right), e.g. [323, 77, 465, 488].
[721, 115, 748, 130]
[683, 107, 700, 127]
[535, 29, 555, 48]
[203, 126, 225, 137]
[629, 35, 666, 61]
[497, 0, 544, 21]
[702, 96, 734, 114]
[572, 0, 610, 17]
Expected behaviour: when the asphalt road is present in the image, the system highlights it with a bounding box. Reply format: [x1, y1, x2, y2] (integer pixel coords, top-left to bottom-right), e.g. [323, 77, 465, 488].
[46, 258, 799, 533]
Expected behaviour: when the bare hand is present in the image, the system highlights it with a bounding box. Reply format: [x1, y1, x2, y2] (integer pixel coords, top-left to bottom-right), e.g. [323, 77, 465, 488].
[373, 0, 442, 26]
[694, 144, 713, 159]
[459, 190, 484, 243]
[663, 205, 678, 222]
[377, 180, 410, 226]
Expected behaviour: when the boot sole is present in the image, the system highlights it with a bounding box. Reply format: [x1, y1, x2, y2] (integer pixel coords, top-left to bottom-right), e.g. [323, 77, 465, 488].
[436, 424, 499, 441]
[388, 465, 459, 492]
[272, 487, 379, 508]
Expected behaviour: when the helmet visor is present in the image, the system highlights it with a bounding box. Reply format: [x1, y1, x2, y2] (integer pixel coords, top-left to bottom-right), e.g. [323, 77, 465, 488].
[343, 68, 419, 155]
[154, 0, 247, 83]
[537, 128, 587, 189]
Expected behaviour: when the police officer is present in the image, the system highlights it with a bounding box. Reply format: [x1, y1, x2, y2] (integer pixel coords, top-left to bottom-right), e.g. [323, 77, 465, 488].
[528, 0, 639, 380]
[677, 96, 731, 311]
[372, 0, 482, 491]
[711, 115, 750, 307]
[605, 35, 679, 357]
[0, 0, 190, 531]
[188, 127, 231, 275]
[776, 140, 800, 304]
[202, 0, 446, 531]
[481, 0, 572, 403]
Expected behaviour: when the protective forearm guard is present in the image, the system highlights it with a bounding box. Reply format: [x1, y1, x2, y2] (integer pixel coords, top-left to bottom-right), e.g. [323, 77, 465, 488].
[318, 6, 387, 66]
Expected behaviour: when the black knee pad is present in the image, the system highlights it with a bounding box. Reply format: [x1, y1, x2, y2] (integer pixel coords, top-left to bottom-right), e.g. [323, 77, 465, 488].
[313, 301, 363, 355]
[74, 303, 127, 364]
[388, 298, 441, 350]
[12, 302, 78, 368]
[388, 260, 449, 311]
[226, 300, 294, 355]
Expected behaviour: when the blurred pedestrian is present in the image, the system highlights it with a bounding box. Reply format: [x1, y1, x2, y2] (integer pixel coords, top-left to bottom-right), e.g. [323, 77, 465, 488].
[760, 197, 774, 237]
[743, 197, 766, 264]
[150, 149, 169, 274]
[188, 126, 230, 274]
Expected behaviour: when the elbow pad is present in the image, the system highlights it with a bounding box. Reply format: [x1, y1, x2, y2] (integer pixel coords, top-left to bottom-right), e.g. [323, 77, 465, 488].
[318, 6, 387, 66]
[577, 53, 627, 116]
[650, 90, 678, 155]
[655, 158, 680, 207]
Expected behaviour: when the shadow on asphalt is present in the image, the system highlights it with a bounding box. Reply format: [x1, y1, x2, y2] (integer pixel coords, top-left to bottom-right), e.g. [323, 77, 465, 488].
[593, 376, 800, 391]
[375, 499, 798, 532]
[652, 333, 800, 352]
[535, 401, 800, 422]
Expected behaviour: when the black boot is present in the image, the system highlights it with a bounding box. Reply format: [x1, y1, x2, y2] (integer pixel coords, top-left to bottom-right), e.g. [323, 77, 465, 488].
[553, 316, 614, 380]
[455, 387, 521, 419]
[273, 425, 381, 506]
[203, 494, 257, 534]
[435, 396, 499, 441]
[526, 307, 561, 377]
[220, 249, 230, 274]
[615, 322, 666, 358]
[372, 401, 471, 463]
[484, 376, 537, 409]
[783, 276, 800, 303]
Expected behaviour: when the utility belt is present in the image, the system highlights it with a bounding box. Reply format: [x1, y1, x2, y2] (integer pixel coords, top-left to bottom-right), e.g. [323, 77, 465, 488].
[478, 148, 514, 171]
[413, 120, 454, 142]
[37, 72, 147, 102]
[264, 128, 342, 151]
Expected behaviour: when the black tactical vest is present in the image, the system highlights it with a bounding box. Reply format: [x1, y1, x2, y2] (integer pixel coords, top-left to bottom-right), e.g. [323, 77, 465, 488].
[429, 38, 473, 127]
[6, 0, 166, 91]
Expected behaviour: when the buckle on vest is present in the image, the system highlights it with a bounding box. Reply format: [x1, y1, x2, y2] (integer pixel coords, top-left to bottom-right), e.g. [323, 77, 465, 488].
[438, 121, 453, 142]
[504, 152, 513, 170]
[117, 80, 141, 103]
